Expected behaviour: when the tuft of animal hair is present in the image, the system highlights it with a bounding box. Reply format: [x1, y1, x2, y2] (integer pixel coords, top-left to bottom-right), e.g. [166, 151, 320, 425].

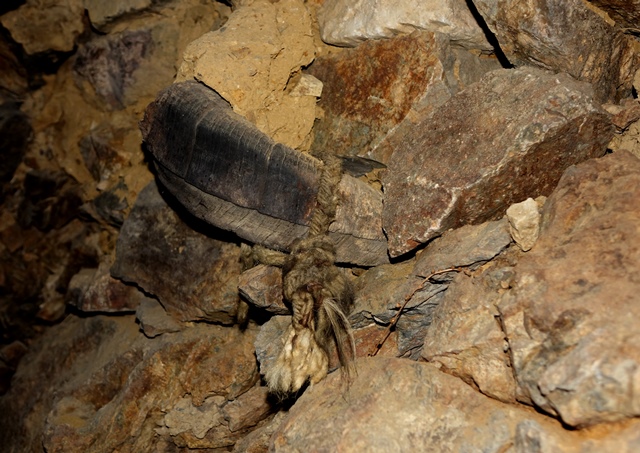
[265, 152, 356, 394]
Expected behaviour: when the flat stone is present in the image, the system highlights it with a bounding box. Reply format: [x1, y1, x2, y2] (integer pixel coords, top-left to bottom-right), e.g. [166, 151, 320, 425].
[499, 150, 640, 427]
[382, 67, 613, 257]
[317, 0, 492, 50]
[422, 271, 517, 403]
[308, 31, 501, 164]
[473, 0, 639, 102]
[111, 181, 244, 324]
[238, 265, 289, 315]
[135, 298, 183, 338]
[413, 218, 512, 277]
[84, 0, 152, 31]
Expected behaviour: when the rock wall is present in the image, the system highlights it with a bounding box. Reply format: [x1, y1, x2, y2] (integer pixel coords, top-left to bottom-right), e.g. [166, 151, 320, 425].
[2, 0, 640, 451]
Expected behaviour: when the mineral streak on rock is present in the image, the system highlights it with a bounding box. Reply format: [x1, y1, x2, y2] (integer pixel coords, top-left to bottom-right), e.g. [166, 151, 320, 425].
[382, 67, 613, 257]
[141, 81, 388, 266]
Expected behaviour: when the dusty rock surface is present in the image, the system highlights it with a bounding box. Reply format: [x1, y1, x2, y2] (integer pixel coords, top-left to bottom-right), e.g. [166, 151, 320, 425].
[111, 181, 243, 324]
[382, 67, 613, 257]
[501, 150, 640, 427]
[271, 357, 570, 452]
[3, 0, 640, 451]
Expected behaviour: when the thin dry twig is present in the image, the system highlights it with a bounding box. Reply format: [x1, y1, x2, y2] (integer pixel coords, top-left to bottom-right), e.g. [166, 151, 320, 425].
[368, 267, 461, 357]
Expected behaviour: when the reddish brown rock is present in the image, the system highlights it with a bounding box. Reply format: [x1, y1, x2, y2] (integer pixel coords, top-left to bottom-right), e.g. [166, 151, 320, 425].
[473, 0, 638, 102]
[111, 181, 243, 324]
[238, 265, 289, 315]
[308, 31, 501, 164]
[67, 262, 145, 313]
[382, 67, 613, 257]
[500, 150, 640, 427]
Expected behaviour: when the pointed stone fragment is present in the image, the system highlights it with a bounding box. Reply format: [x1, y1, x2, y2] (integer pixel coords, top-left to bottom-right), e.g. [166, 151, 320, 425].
[382, 67, 613, 257]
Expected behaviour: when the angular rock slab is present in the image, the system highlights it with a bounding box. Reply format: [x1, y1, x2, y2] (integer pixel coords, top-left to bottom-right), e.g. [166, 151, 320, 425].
[318, 0, 493, 50]
[176, 0, 316, 150]
[308, 31, 502, 164]
[270, 358, 583, 452]
[422, 270, 517, 403]
[500, 151, 640, 427]
[382, 67, 613, 257]
[141, 81, 388, 266]
[472, 0, 638, 102]
[111, 181, 243, 324]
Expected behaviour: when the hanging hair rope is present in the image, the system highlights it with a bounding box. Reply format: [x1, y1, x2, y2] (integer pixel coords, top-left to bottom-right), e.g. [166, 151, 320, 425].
[265, 152, 356, 395]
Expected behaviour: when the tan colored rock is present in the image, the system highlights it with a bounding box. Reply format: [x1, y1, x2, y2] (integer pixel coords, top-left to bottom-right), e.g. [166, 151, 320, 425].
[0, 313, 260, 452]
[500, 150, 640, 427]
[473, 0, 639, 102]
[271, 357, 612, 452]
[506, 197, 543, 252]
[422, 271, 517, 403]
[0, 0, 84, 54]
[176, 0, 317, 150]
[318, 0, 492, 50]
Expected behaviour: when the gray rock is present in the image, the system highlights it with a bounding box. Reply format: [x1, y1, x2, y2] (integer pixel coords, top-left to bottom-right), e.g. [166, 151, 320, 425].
[382, 67, 613, 257]
[135, 298, 183, 338]
[413, 218, 513, 277]
[317, 0, 493, 50]
[500, 150, 640, 427]
[473, 0, 639, 102]
[111, 181, 243, 324]
[73, 29, 155, 110]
